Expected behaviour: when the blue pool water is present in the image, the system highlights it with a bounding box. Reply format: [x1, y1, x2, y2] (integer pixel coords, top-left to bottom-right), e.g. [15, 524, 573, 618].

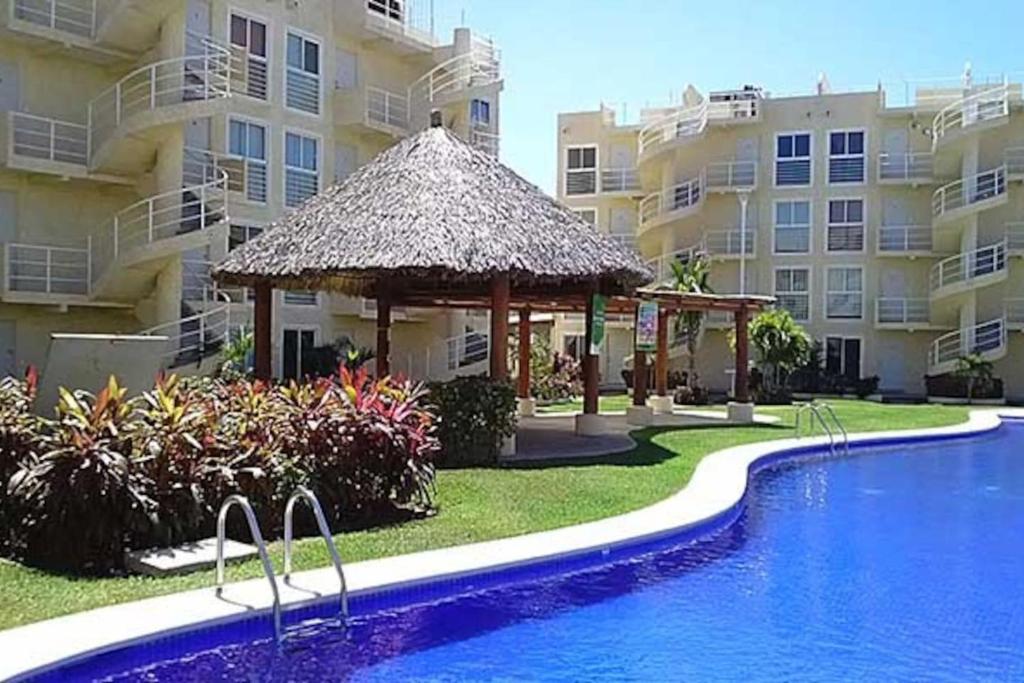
[32, 423, 1024, 682]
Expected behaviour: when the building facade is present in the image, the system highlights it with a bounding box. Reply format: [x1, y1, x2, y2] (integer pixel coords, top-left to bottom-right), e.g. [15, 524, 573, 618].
[557, 72, 1024, 399]
[0, 0, 501, 391]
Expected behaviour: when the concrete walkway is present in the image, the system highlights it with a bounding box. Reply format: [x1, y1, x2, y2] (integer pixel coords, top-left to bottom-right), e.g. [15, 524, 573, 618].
[509, 409, 781, 463]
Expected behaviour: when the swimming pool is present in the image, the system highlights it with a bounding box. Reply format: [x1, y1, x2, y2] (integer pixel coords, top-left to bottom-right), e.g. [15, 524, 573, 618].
[20, 418, 1024, 681]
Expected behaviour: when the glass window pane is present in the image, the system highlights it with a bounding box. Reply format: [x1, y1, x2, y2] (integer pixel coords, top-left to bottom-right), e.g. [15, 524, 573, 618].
[793, 270, 808, 290]
[303, 137, 318, 170]
[825, 338, 842, 374]
[230, 15, 247, 47]
[582, 147, 596, 168]
[830, 132, 845, 156]
[286, 133, 300, 167]
[248, 125, 265, 160]
[829, 200, 844, 223]
[776, 202, 792, 225]
[287, 34, 303, 68]
[251, 22, 266, 57]
[229, 120, 245, 155]
[848, 200, 863, 222]
[795, 134, 810, 157]
[793, 201, 810, 224]
[849, 132, 864, 155]
[568, 148, 580, 169]
[776, 270, 790, 291]
[777, 135, 793, 158]
[848, 268, 863, 289]
[828, 269, 843, 290]
[304, 41, 319, 75]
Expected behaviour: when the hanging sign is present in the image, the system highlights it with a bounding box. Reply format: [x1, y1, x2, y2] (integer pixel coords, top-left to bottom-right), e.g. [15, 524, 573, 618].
[635, 301, 659, 352]
[589, 294, 606, 355]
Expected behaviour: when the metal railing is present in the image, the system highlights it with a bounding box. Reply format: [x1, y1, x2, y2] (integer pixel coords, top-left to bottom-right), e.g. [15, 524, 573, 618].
[600, 167, 640, 193]
[3, 241, 90, 296]
[929, 318, 1007, 369]
[409, 41, 500, 108]
[1006, 222, 1024, 252]
[795, 401, 848, 455]
[88, 46, 232, 160]
[11, 0, 95, 38]
[877, 152, 933, 182]
[1006, 146, 1024, 177]
[705, 160, 757, 191]
[645, 243, 701, 282]
[228, 45, 268, 101]
[286, 67, 320, 115]
[182, 147, 246, 192]
[932, 84, 1010, 147]
[283, 487, 348, 620]
[8, 112, 88, 167]
[1005, 299, 1024, 327]
[138, 289, 231, 367]
[877, 225, 933, 254]
[365, 0, 435, 46]
[215, 495, 281, 644]
[876, 298, 930, 325]
[366, 85, 409, 131]
[638, 98, 759, 157]
[702, 228, 755, 256]
[446, 330, 489, 372]
[639, 174, 704, 226]
[932, 166, 1006, 218]
[90, 171, 228, 287]
[929, 240, 1007, 294]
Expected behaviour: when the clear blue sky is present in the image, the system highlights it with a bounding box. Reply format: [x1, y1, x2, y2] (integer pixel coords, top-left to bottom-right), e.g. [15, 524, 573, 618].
[435, 0, 1024, 194]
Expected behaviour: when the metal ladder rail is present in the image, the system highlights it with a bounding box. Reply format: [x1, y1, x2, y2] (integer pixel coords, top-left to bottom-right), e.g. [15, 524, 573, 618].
[795, 403, 837, 455]
[817, 402, 850, 454]
[216, 495, 282, 643]
[283, 486, 349, 620]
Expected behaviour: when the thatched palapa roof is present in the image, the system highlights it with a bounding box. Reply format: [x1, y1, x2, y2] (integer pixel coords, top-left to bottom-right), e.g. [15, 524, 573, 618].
[213, 125, 653, 300]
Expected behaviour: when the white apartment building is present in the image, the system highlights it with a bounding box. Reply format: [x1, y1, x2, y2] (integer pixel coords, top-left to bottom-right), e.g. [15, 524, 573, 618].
[0, 0, 502, 394]
[557, 70, 1024, 400]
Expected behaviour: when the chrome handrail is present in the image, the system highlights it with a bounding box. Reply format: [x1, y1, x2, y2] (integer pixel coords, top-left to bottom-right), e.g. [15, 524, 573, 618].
[283, 486, 349, 620]
[817, 402, 850, 454]
[216, 495, 282, 643]
[795, 401, 849, 455]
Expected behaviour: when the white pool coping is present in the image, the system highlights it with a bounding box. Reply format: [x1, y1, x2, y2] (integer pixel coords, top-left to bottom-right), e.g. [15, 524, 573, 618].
[1, 408, 1019, 681]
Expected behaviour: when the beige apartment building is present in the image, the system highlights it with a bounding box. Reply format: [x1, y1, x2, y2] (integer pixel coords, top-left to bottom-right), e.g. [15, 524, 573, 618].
[557, 71, 1024, 400]
[0, 0, 501, 394]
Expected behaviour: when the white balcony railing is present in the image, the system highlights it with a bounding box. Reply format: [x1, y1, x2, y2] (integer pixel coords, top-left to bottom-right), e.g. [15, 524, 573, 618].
[876, 298, 930, 326]
[90, 172, 228, 287]
[3, 242, 90, 297]
[1006, 146, 1024, 177]
[702, 228, 755, 257]
[1006, 222, 1024, 253]
[645, 243, 701, 282]
[366, 86, 409, 131]
[365, 0, 435, 46]
[638, 98, 760, 157]
[877, 225, 933, 254]
[139, 290, 232, 368]
[88, 46, 232, 161]
[409, 39, 500, 107]
[8, 111, 88, 167]
[878, 152, 933, 182]
[705, 160, 757, 191]
[929, 318, 1007, 369]
[600, 167, 640, 194]
[929, 240, 1007, 294]
[932, 166, 1006, 219]
[932, 84, 1010, 148]
[182, 147, 247, 192]
[639, 174, 703, 227]
[11, 0, 95, 39]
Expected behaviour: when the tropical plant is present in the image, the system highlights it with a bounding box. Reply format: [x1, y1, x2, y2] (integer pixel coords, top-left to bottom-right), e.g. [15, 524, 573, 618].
[953, 354, 996, 403]
[670, 254, 713, 389]
[733, 308, 812, 400]
[428, 375, 517, 467]
[303, 336, 376, 378]
[0, 367, 42, 550]
[525, 335, 583, 402]
[218, 329, 254, 379]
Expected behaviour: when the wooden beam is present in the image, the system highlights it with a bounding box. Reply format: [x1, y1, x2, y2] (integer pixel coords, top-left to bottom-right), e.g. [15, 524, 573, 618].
[253, 283, 272, 381]
[517, 308, 531, 398]
[734, 306, 750, 403]
[582, 286, 599, 415]
[376, 292, 391, 377]
[655, 307, 669, 397]
[490, 272, 510, 380]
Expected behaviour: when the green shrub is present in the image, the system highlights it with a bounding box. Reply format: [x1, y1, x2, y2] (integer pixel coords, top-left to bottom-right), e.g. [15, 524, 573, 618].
[0, 368, 44, 554]
[428, 375, 517, 467]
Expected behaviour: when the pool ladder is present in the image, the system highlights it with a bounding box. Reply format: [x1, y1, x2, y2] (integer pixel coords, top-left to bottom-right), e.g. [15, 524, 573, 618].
[794, 401, 849, 455]
[214, 488, 349, 645]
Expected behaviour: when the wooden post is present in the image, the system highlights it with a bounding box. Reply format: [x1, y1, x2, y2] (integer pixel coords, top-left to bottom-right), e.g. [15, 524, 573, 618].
[655, 307, 669, 397]
[253, 283, 272, 381]
[376, 291, 391, 378]
[632, 349, 648, 407]
[517, 307, 531, 398]
[582, 288, 599, 415]
[734, 306, 750, 403]
[490, 272, 510, 381]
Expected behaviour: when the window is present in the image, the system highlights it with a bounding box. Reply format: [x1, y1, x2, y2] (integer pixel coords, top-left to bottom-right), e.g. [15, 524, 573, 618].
[284, 291, 318, 306]
[285, 131, 319, 207]
[229, 13, 268, 100]
[829, 130, 865, 184]
[229, 224, 263, 251]
[827, 199, 864, 252]
[572, 208, 597, 226]
[367, 0, 403, 21]
[471, 99, 491, 126]
[825, 336, 862, 381]
[774, 200, 811, 253]
[826, 267, 863, 319]
[775, 133, 811, 186]
[774, 268, 810, 321]
[228, 119, 267, 203]
[286, 31, 321, 115]
[564, 334, 586, 361]
[565, 145, 597, 195]
[282, 327, 317, 381]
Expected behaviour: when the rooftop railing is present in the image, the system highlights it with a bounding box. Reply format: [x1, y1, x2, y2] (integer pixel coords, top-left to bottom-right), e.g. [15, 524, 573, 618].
[932, 84, 1010, 148]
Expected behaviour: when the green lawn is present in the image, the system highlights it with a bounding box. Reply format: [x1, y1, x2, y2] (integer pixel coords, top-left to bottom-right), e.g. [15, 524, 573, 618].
[537, 394, 634, 413]
[0, 400, 970, 631]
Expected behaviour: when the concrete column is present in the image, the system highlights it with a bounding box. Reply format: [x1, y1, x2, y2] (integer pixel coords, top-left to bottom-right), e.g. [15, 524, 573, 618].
[253, 283, 272, 381]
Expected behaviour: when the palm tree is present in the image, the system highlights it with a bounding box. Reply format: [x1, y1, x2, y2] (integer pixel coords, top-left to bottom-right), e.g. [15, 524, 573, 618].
[954, 353, 995, 403]
[670, 254, 713, 389]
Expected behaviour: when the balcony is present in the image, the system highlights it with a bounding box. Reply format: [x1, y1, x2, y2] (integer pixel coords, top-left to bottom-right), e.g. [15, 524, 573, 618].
[335, 84, 409, 137]
[928, 318, 1007, 375]
[637, 97, 760, 160]
[408, 36, 501, 126]
[638, 175, 703, 231]
[1006, 222, 1024, 254]
[932, 84, 1011, 150]
[645, 243, 700, 283]
[1006, 299, 1024, 331]
[929, 241, 1007, 300]
[2, 242, 91, 305]
[3, 112, 130, 182]
[87, 45, 233, 174]
[600, 168, 641, 196]
[875, 298, 938, 329]
[1006, 147, 1024, 180]
[704, 160, 757, 192]
[355, 0, 437, 53]
[932, 167, 1007, 224]
[877, 152, 934, 185]
[702, 228, 755, 259]
[876, 225, 934, 257]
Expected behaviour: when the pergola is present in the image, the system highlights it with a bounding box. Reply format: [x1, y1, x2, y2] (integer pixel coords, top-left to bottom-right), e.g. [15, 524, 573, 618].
[213, 118, 772, 435]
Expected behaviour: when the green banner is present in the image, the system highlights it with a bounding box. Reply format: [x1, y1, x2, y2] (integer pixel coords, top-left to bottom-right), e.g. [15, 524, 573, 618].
[635, 301, 658, 352]
[589, 294, 606, 355]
